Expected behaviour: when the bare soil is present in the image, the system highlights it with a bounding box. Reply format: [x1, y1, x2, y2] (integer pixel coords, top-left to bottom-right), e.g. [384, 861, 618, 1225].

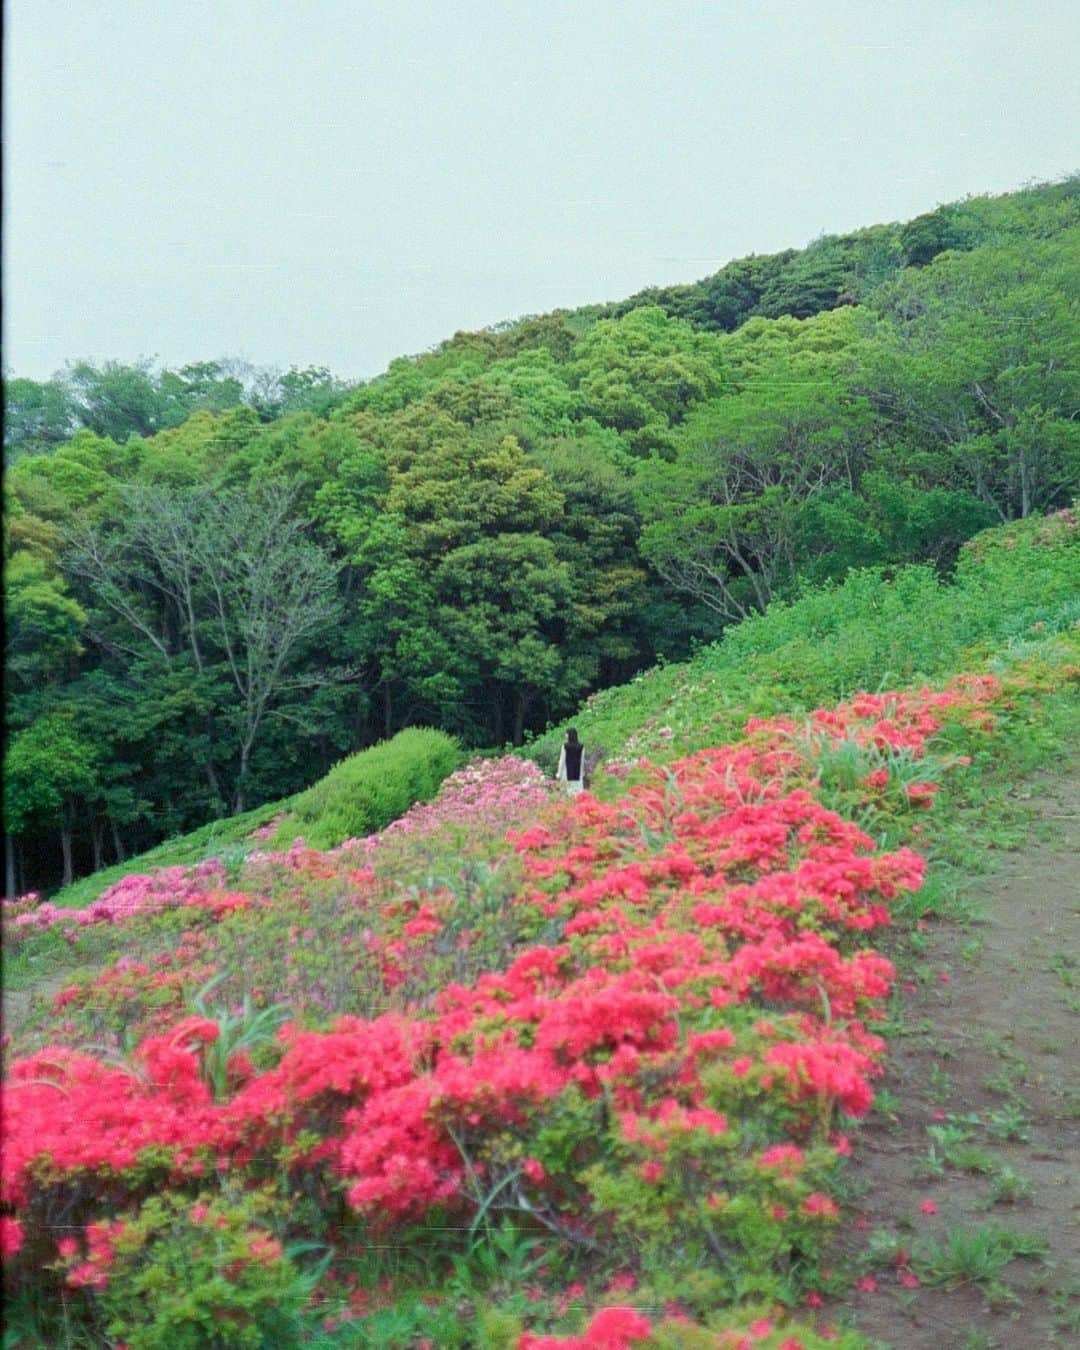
[836, 762, 1080, 1347]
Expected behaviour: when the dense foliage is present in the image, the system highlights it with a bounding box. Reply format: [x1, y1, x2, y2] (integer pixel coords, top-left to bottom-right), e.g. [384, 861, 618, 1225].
[5, 178, 1078, 893]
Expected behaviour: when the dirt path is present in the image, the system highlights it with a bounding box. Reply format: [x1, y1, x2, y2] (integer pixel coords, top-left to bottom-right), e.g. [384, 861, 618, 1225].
[839, 762, 1080, 1348]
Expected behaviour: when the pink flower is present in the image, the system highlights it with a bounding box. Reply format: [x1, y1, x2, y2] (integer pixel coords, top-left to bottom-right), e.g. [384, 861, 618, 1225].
[919, 1199, 937, 1215]
[606, 1272, 637, 1294]
[856, 1275, 877, 1293]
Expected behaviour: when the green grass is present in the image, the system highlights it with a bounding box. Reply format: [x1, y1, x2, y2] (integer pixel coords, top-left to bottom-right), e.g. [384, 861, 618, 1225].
[984, 1168, 1036, 1207]
[914, 1223, 1048, 1304]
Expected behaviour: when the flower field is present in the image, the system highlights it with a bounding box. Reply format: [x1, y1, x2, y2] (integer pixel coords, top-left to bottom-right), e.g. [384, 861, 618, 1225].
[4, 664, 1047, 1349]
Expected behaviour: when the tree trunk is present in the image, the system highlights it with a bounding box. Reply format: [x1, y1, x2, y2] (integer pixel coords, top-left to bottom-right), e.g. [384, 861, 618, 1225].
[204, 720, 224, 802]
[61, 823, 74, 888]
[92, 820, 104, 873]
[383, 683, 393, 739]
[492, 692, 504, 747]
[4, 834, 15, 899]
[513, 691, 527, 748]
[205, 757, 225, 809]
[110, 818, 127, 863]
[232, 743, 251, 815]
[1020, 450, 1033, 519]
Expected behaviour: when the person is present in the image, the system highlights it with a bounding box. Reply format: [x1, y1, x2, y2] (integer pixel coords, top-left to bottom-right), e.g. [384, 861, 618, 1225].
[556, 727, 585, 795]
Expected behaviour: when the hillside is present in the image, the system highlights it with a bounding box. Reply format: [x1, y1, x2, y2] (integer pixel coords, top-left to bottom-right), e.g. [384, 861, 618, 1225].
[3, 510, 1078, 1347]
[5, 176, 1079, 899]
[26, 507, 1079, 920]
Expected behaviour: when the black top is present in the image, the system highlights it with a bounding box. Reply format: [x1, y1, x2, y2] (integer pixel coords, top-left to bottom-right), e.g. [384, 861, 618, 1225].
[564, 740, 584, 781]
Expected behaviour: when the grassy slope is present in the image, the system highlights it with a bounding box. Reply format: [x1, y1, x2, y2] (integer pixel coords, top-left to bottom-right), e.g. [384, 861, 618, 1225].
[524, 513, 1080, 778]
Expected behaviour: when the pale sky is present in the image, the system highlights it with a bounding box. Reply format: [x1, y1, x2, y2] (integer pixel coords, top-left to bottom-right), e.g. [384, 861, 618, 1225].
[4, 0, 1078, 381]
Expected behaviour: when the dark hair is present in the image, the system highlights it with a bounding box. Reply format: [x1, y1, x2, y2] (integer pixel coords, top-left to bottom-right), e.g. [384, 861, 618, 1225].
[565, 727, 580, 744]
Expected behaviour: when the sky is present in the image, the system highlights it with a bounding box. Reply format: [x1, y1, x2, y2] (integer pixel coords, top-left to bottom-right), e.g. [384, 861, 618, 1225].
[4, 0, 1078, 382]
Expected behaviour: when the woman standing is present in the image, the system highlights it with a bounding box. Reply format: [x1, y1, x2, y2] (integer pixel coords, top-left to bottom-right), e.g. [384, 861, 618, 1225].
[556, 727, 585, 795]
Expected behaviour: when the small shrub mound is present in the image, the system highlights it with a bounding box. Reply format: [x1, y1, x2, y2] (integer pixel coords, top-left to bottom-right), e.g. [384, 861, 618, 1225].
[272, 727, 462, 849]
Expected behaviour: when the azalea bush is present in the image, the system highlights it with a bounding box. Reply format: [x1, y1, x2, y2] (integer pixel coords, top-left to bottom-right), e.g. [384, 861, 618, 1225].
[343, 754, 558, 865]
[2, 668, 1030, 1346]
[54, 1188, 318, 1350]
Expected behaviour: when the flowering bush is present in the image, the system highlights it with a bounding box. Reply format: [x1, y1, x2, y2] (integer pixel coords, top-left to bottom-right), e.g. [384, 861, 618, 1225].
[0, 672, 1016, 1343]
[335, 754, 558, 861]
[56, 1188, 315, 1349]
[4, 861, 228, 940]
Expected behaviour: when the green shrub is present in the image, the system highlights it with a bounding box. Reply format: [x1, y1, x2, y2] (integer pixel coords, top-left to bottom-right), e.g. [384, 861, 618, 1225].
[68, 1189, 321, 1349]
[271, 727, 462, 849]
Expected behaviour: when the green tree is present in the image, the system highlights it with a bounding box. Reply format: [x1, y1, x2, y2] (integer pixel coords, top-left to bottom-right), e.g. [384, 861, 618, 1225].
[861, 234, 1080, 518]
[636, 312, 876, 620]
[2, 377, 77, 462]
[5, 713, 101, 887]
[569, 307, 726, 455]
[64, 358, 183, 441]
[66, 484, 345, 812]
[435, 532, 573, 744]
[4, 551, 86, 689]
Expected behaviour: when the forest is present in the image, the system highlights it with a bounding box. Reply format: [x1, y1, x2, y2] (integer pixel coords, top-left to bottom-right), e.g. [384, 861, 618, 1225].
[5, 177, 1079, 893]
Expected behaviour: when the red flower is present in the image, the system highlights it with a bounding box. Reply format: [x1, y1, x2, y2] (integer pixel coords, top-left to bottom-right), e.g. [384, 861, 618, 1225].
[583, 1306, 652, 1346]
[802, 1193, 839, 1219]
[1, 1217, 24, 1256]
